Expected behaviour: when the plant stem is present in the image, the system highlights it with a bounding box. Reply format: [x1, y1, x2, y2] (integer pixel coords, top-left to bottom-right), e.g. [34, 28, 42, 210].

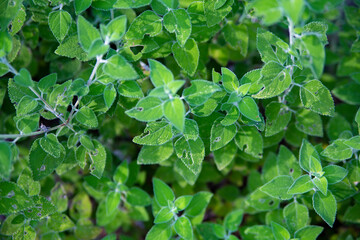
[67, 55, 104, 123]
[0, 123, 66, 140]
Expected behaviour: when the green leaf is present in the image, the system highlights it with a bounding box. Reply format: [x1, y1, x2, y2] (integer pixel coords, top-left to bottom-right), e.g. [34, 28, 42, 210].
[183, 80, 221, 106]
[114, 0, 151, 8]
[299, 34, 325, 78]
[154, 207, 173, 223]
[14, 68, 34, 87]
[320, 139, 353, 161]
[260, 175, 293, 200]
[55, 35, 89, 61]
[183, 192, 212, 219]
[16, 96, 38, 116]
[248, 188, 280, 211]
[332, 82, 360, 105]
[0, 181, 34, 215]
[250, 0, 282, 25]
[235, 126, 263, 158]
[77, 15, 101, 52]
[80, 135, 95, 151]
[17, 168, 40, 196]
[221, 67, 239, 93]
[125, 11, 162, 40]
[175, 216, 193, 240]
[103, 54, 139, 80]
[0, 141, 12, 180]
[174, 136, 204, 175]
[212, 223, 226, 238]
[323, 165, 348, 184]
[210, 118, 237, 151]
[101, 15, 127, 42]
[48, 212, 75, 232]
[126, 187, 152, 206]
[223, 21, 248, 56]
[271, 221, 290, 240]
[312, 191, 337, 227]
[126, 96, 163, 122]
[313, 176, 328, 195]
[172, 38, 199, 76]
[265, 102, 292, 137]
[299, 139, 323, 176]
[137, 141, 174, 164]
[0, 31, 12, 57]
[38, 73, 57, 93]
[283, 202, 309, 234]
[134, 121, 173, 146]
[163, 97, 185, 132]
[16, 113, 40, 134]
[294, 226, 323, 240]
[287, 175, 315, 195]
[174, 195, 192, 211]
[163, 9, 191, 47]
[146, 223, 172, 240]
[29, 139, 65, 180]
[253, 61, 291, 99]
[39, 133, 65, 158]
[153, 178, 175, 207]
[256, 28, 289, 64]
[300, 80, 334, 116]
[344, 136, 360, 150]
[88, 140, 106, 179]
[75, 106, 98, 128]
[148, 59, 174, 87]
[103, 83, 117, 108]
[88, 39, 109, 59]
[105, 191, 121, 215]
[295, 109, 323, 137]
[238, 96, 261, 122]
[118, 81, 144, 98]
[224, 209, 244, 232]
[48, 10, 72, 43]
[0, 62, 9, 77]
[214, 140, 237, 170]
[204, 0, 234, 27]
[113, 161, 129, 184]
[74, 0, 92, 14]
[280, 0, 304, 24]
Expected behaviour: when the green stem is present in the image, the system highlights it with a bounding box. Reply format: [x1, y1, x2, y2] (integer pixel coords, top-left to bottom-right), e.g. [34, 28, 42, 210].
[0, 123, 66, 140]
[67, 55, 104, 123]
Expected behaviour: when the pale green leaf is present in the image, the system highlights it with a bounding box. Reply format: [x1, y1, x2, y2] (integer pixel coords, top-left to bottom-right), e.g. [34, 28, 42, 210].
[103, 54, 139, 80]
[260, 175, 294, 200]
[210, 118, 237, 151]
[287, 175, 315, 195]
[312, 191, 336, 227]
[163, 97, 185, 132]
[48, 10, 72, 42]
[163, 9, 191, 47]
[300, 80, 334, 116]
[125, 96, 163, 122]
[183, 80, 221, 106]
[77, 15, 101, 52]
[283, 202, 309, 234]
[265, 102, 292, 137]
[175, 216, 193, 240]
[125, 11, 162, 40]
[134, 121, 173, 146]
[174, 136, 204, 175]
[137, 141, 174, 164]
[172, 38, 199, 76]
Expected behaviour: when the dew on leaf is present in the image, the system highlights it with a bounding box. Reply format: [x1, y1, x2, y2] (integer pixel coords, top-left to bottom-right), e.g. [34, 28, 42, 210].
[7, 190, 15, 198]
[40, 165, 46, 171]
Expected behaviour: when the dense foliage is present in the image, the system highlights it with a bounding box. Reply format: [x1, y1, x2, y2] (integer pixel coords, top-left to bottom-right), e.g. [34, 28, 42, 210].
[0, 0, 360, 239]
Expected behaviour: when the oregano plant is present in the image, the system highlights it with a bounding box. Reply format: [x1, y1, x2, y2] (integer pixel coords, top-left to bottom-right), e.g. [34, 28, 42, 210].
[0, 0, 360, 239]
